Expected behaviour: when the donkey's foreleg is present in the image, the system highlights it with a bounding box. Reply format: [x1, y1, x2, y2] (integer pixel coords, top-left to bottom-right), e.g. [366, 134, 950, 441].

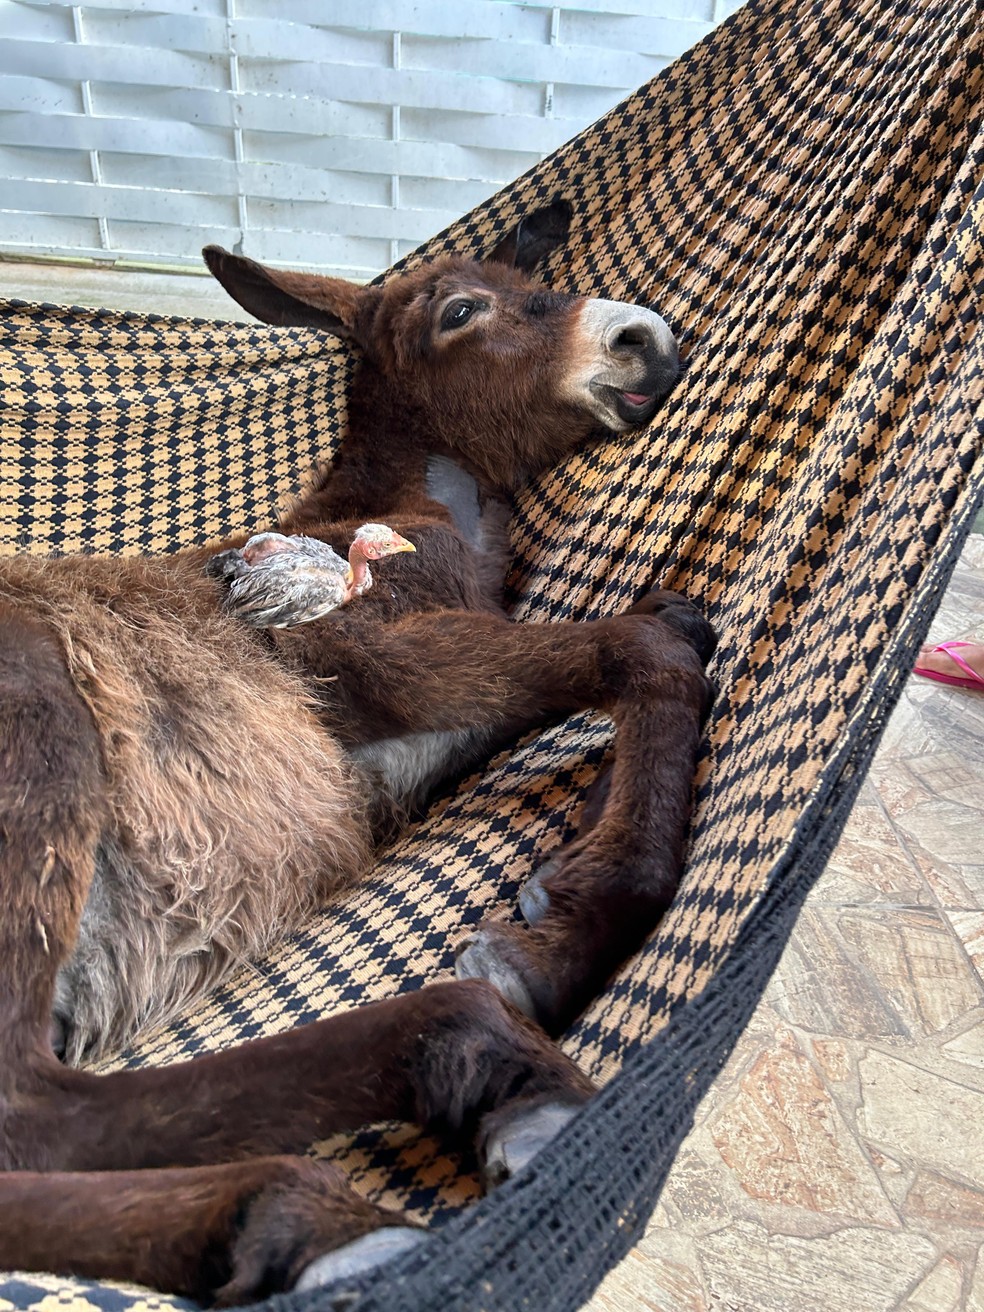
[0, 1158, 423, 1306]
[308, 597, 713, 1034]
[298, 597, 714, 1033]
[455, 594, 714, 1032]
[456, 676, 709, 1030]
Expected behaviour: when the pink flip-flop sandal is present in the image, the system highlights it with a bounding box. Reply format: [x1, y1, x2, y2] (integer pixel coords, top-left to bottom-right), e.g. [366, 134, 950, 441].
[914, 640, 984, 690]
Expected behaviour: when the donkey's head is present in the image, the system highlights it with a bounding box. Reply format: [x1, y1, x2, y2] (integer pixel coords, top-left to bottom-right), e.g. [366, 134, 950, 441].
[204, 203, 678, 492]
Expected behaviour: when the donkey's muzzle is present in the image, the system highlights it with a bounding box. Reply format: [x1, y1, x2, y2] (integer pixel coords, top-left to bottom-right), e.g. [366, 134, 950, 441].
[566, 299, 681, 432]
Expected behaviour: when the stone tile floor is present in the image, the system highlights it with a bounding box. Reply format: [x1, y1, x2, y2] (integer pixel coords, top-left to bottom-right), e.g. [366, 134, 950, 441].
[3, 260, 982, 1311]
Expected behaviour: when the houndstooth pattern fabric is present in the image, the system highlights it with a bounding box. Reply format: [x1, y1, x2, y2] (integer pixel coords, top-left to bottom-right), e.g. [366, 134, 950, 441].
[0, 307, 351, 556]
[1, 0, 981, 1306]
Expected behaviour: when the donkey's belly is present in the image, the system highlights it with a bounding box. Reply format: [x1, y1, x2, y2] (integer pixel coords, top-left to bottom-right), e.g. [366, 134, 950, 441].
[54, 689, 371, 1065]
[351, 726, 491, 824]
[0, 551, 370, 1062]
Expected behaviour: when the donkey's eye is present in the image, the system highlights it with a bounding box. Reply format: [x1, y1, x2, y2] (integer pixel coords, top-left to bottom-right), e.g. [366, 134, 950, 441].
[440, 300, 481, 332]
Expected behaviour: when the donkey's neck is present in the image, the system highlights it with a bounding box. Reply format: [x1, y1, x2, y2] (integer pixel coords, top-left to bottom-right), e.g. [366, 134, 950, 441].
[282, 366, 450, 530]
[280, 359, 537, 537]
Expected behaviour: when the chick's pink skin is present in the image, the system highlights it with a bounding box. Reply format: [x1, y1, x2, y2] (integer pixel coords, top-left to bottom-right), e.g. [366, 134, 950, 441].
[241, 532, 293, 566]
[344, 525, 416, 601]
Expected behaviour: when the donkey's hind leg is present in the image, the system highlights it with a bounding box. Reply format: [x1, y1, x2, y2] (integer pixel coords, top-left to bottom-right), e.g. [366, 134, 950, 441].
[0, 608, 107, 1082]
[5, 982, 592, 1298]
[0, 1158, 423, 1306]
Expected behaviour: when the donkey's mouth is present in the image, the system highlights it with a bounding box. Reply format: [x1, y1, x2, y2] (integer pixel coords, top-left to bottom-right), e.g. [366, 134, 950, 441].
[584, 383, 660, 431]
[585, 356, 678, 432]
[609, 386, 662, 427]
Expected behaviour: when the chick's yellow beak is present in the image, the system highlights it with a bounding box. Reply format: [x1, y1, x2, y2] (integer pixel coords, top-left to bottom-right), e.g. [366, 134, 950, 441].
[387, 533, 416, 554]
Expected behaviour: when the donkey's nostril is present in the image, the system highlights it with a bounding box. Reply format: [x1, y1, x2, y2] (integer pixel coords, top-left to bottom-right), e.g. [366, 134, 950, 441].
[613, 325, 651, 351]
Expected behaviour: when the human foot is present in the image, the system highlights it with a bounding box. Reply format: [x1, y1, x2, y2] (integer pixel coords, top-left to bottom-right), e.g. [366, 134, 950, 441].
[914, 640, 984, 690]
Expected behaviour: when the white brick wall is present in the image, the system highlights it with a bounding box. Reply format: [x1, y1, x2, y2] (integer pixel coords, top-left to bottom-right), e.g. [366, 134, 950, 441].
[0, 0, 742, 279]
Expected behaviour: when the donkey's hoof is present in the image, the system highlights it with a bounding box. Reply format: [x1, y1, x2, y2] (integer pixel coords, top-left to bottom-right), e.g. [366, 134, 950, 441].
[630, 587, 717, 664]
[481, 1102, 580, 1191]
[455, 930, 536, 1018]
[626, 585, 690, 616]
[294, 1227, 426, 1293]
[518, 859, 559, 925]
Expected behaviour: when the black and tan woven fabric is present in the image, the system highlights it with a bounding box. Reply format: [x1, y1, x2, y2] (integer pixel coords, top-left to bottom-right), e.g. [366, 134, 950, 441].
[1, 0, 981, 1308]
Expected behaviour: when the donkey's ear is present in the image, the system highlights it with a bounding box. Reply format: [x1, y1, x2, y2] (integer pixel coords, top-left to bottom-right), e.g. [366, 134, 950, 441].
[485, 199, 573, 272]
[203, 247, 379, 341]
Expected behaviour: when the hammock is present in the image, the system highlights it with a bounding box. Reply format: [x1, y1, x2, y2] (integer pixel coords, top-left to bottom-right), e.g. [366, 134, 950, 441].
[0, 0, 981, 1307]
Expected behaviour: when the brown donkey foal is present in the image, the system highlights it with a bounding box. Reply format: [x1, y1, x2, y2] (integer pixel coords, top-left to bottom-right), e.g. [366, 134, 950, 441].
[0, 203, 715, 1303]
